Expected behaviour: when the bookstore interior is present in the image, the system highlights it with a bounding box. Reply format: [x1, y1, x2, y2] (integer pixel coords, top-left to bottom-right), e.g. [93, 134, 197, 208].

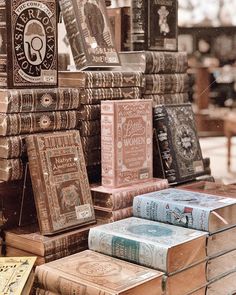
[1, 0, 236, 294]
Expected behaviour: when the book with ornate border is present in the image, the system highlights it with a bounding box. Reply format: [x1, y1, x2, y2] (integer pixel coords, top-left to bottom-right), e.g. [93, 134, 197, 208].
[26, 130, 95, 235]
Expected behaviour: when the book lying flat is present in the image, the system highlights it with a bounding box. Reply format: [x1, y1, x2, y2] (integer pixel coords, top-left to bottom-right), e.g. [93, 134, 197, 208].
[89, 217, 207, 274]
[133, 188, 236, 233]
[207, 271, 236, 295]
[35, 250, 164, 295]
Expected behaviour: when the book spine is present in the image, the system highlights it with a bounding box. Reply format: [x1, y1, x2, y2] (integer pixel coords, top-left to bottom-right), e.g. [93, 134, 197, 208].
[81, 136, 101, 152]
[80, 87, 141, 105]
[131, 0, 146, 51]
[88, 227, 167, 271]
[0, 111, 78, 136]
[0, 1, 7, 87]
[77, 105, 101, 121]
[0, 135, 26, 159]
[26, 136, 52, 235]
[35, 266, 113, 295]
[144, 93, 189, 106]
[95, 207, 133, 223]
[145, 52, 188, 74]
[101, 101, 115, 187]
[1, 88, 80, 113]
[145, 74, 189, 94]
[0, 158, 24, 181]
[77, 120, 101, 136]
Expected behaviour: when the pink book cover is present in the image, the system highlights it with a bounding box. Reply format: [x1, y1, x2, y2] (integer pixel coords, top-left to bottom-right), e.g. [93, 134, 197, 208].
[101, 99, 153, 188]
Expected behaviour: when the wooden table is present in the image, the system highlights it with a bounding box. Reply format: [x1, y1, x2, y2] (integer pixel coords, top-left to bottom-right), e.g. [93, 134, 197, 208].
[224, 115, 236, 171]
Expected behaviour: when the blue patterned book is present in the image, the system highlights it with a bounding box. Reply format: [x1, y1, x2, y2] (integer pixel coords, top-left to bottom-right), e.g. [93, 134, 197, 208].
[133, 188, 236, 233]
[89, 217, 207, 274]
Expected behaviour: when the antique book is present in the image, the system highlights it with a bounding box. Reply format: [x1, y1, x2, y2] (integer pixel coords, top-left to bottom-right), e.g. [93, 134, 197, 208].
[78, 105, 101, 121]
[80, 87, 141, 105]
[91, 178, 169, 210]
[0, 0, 57, 88]
[0, 257, 36, 295]
[59, 0, 120, 70]
[131, 0, 178, 51]
[119, 51, 188, 74]
[59, 71, 145, 88]
[35, 250, 164, 295]
[0, 135, 27, 159]
[0, 158, 24, 181]
[77, 120, 101, 136]
[95, 207, 133, 224]
[153, 104, 205, 184]
[0, 111, 78, 136]
[81, 135, 101, 152]
[207, 271, 236, 295]
[207, 226, 236, 258]
[101, 99, 153, 188]
[26, 130, 95, 235]
[0, 88, 80, 113]
[207, 249, 236, 281]
[145, 74, 189, 94]
[163, 262, 207, 295]
[133, 188, 236, 233]
[144, 93, 189, 106]
[89, 217, 207, 273]
[5, 224, 91, 256]
[180, 181, 236, 198]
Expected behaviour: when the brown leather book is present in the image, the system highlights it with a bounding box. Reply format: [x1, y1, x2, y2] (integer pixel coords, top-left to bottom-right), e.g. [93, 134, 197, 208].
[0, 0, 57, 88]
[81, 136, 101, 153]
[77, 120, 101, 136]
[0, 158, 23, 181]
[26, 130, 95, 235]
[35, 250, 164, 295]
[77, 105, 101, 121]
[95, 207, 133, 224]
[0, 135, 27, 159]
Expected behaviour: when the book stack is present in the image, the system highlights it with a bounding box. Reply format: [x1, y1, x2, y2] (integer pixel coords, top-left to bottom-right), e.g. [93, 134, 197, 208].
[132, 187, 236, 295]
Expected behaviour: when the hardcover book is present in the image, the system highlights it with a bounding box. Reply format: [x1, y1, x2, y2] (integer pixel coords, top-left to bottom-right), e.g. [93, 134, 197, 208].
[101, 99, 153, 188]
[78, 105, 101, 121]
[153, 104, 205, 184]
[0, 158, 24, 181]
[0, 0, 57, 88]
[0, 88, 80, 113]
[145, 74, 189, 94]
[81, 135, 101, 152]
[80, 87, 141, 105]
[59, 0, 120, 70]
[35, 250, 164, 295]
[131, 0, 178, 51]
[26, 130, 96, 235]
[91, 178, 169, 210]
[5, 224, 91, 256]
[59, 71, 145, 88]
[207, 271, 236, 295]
[0, 135, 27, 159]
[0, 257, 36, 295]
[133, 188, 236, 233]
[144, 93, 189, 106]
[89, 217, 207, 273]
[95, 207, 133, 224]
[77, 120, 100, 136]
[0, 111, 78, 136]
[119, 51, 188, 74]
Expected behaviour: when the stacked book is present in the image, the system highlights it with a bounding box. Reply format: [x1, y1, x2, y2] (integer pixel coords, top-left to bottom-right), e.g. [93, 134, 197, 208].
[59, 71, 144, 182]
[132, 186, 236, 295]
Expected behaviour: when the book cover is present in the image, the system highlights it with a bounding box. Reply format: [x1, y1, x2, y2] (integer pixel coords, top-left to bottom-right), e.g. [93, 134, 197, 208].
[1, 0, 57, 88]
[89, 217, 207, 273]
[119, 51, 188, 74]
[101, 99, 153, 188]
[59, 0, 120, 70]
[59, 71, 145, 88]
[26, 130, 95, 235]
[91, 178, 168, 210]
[35, 250, 164, 295]
[133, 188, 236, 233]
[0, 257, 36, 295]
[153, 104, 205, 184]
[0, 88, 80, 113]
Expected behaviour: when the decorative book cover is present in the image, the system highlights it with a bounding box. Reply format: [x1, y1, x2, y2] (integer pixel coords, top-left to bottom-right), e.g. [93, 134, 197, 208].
[26, 130, 95, 235]
[59, 71, 145, 88]
[0, 158, 24, 181]
[89, 217, 207, 273]
[145, 74, 189, 94]
[144, 93, 189, 106]
[59, 0, 120, 70]
[0, 111, 78, 136]
[133, 188, 236, 233]
[35, 250, 164, 295]
[101, 99, 153, 188]
[153, 104, 205, 184]
[80, 87, 141, 105]
[0, 88, 80, 113]
[0, 256, 36, 295]
[119, 51, 188, 74]
[91, 178, 169, 210]
[1, 0, 57, 88]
